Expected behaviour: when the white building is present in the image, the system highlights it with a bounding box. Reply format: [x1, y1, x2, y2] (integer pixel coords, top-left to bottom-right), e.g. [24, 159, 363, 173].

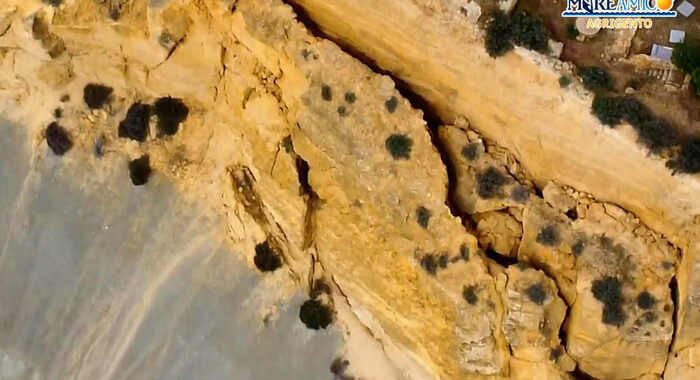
[677, 1, 696, 17]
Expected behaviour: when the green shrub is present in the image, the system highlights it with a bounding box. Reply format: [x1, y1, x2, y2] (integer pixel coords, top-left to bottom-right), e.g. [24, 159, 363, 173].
[671, 41, 700, 96]
[693, 68, 700, 95]
[591, 94, 623, 126]
[476, 166, 508, 199]
[511, 11, 550, 53]
[671, 40, 700, 74]
[559, 75, 572, 88]
[591, 276, 626, 326]
[566, 22, 579, 39]
[299, 299, 333, 330]
[254, 240, 282, 272]
[385, 134, 413, 159]
[619, 97, 652, 126]
[634, 119, 677, 153]
[668, 138, 700, 174]
[581, 66, 613, 91]
[485, 9, 513, 57]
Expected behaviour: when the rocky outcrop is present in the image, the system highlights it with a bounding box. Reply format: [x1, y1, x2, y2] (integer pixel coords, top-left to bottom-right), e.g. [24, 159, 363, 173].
[286, 0, 700, 246]
[440, 123, 679, 379]
[1, 0, 508, 378]
[0, 0, 698, 379]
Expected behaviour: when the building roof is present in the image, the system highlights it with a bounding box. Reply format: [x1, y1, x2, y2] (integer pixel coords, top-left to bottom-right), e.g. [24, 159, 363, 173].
[651, 44, 674, 61]
[670, 29, 686, 43]
[677, 1, 696, 17]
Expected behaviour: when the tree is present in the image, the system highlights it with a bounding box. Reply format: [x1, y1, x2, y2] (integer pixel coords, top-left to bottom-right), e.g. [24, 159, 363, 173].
[669, 138, 700, 174]
[671, 40, 700, 95]
[580, 66, 613, 91]
[671, 40, 700, 73]
[591, 94, 623, 126]
[634, 119, 677, 153]
[566, 22, 579, 39]
[511, 11, 550, 53]
[485, 9, 513, 57]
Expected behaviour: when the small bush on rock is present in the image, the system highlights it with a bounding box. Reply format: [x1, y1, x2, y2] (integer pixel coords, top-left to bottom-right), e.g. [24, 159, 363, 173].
[254, 240, 282, 272]
[581, 66, 613, 91]
[45, 122, 72, 155]
[128, 155, 151, 186]
[119, 102, 152, 142]
[83, 83, 113, 109]
[299, 299, 333, 330]
[511, 11, 550, 53]
[668, 138, 700, 174]
[485, 9, 513, 57]
[591, 94, 623, 126]
[154, 96, 189, 136]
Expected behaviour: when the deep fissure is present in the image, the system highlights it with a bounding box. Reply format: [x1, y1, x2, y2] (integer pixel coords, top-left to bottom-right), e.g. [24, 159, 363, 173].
[278, 2, 685, 378]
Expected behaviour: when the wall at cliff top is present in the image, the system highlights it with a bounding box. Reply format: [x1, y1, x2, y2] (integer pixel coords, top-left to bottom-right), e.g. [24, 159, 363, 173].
[0, 0, 698, 379]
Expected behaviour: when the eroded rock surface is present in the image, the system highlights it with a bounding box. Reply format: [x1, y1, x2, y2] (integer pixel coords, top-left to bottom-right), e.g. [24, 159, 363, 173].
[0, 0, 698, 379]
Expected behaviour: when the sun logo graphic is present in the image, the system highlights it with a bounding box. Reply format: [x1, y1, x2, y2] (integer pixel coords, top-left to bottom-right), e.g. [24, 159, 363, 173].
[656, 0, 674, 11]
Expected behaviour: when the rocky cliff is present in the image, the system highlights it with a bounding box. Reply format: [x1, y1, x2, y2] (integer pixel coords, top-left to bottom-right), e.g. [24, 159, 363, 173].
[0, 0, 698, 379]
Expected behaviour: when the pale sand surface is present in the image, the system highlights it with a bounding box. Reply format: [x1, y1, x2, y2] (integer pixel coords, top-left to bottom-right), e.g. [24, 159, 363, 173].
[0, 118, 341, 380]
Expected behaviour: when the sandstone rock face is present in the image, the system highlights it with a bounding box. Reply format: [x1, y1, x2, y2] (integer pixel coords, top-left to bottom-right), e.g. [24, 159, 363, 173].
[0, 0, 507, 378]
[286, 0, 700, 246]
[0, 0, 698, 379]
[441, 121, 679, 379]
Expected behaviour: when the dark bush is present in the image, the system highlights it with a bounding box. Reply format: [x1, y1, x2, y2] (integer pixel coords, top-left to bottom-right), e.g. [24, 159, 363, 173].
[571, 238, 586, 256]
[550, 347, 563, 361]
[526, 283, 547, 305]
[385, 96, 399, 113]
[460, 244, 470, 261]
[299, 299, 332, 330]
[415, 206, 432, 228]
[511, 11, 550, 53]
[536, 225, 560, 246]
[128, 155, 151, 186]
[637, 291, 656, 310]
[671, 40, 700, 74]
[634, 119, 677, 153]
[254, 240, 282, 272]
[601, 304, 626, 326]
[154, 96, 189, 136]
[591, 276, 626, 326]
[476, 166, 508, 199]
[321, 84, 332, 101]
[119, 102, 152, 142]
[438, 254, 448, 268]
[330, 357, 350, 376]
[558, 76, 572, 88]
[83, 83, 113, 109]
[580, 66, 613, 91]
[344, 91, 357, 104]
[385, 134, 413, 159]
[45, 122, 72, 155]
[462, 142, 480, 161]
[591, 94, 623, 126]
[511, 185, 530, 203]
[463, 285, 478, 305]
[566, 22, 579, 39]
[421, 254, 438, 275]
[671, 41, 700, 95]
[619, 97, 652, 126]
[485, 9, 513, 57]
[669, 138, 700, 174]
